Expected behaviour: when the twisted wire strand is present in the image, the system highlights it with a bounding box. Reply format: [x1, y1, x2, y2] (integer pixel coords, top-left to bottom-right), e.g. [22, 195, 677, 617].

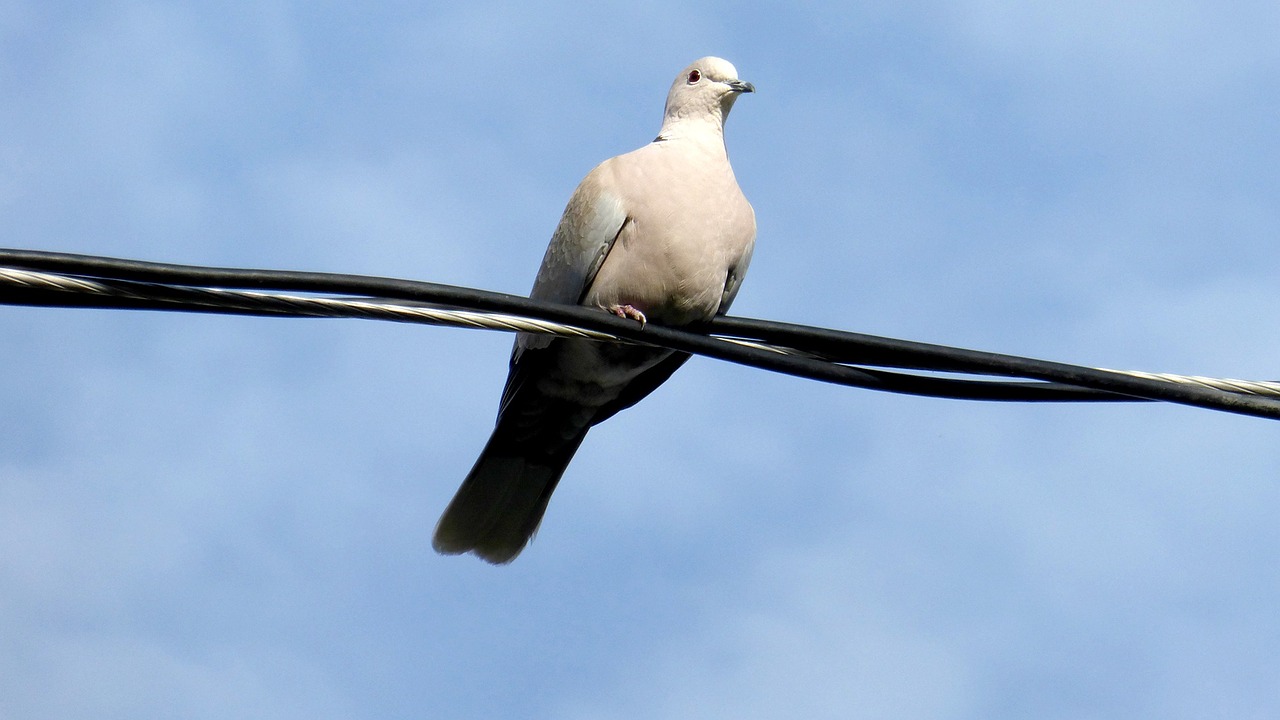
[1096, 369, 1280, 397]
[0, 267, 617, 339]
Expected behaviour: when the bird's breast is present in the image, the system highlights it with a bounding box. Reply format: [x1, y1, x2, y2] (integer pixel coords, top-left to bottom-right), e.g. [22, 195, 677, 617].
[581, 142, 754, 324]
[588, 206, 749, 323]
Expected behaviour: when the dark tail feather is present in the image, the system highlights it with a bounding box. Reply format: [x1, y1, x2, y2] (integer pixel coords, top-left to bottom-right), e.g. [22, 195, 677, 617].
[432, 427, 587, 564]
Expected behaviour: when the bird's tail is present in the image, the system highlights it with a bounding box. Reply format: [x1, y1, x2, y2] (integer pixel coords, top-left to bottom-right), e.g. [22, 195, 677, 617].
[432, 423, 588, 564]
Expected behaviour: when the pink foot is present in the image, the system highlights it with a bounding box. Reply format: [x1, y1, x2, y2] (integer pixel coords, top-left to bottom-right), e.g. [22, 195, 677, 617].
[608, 304, 647, 328]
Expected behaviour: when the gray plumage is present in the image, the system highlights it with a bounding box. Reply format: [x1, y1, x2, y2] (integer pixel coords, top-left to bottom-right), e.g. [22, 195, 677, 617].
[433, 57, 757, 563]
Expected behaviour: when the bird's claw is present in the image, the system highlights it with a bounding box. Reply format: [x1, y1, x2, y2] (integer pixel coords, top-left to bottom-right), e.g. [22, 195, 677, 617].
[608, 304, 647, 328]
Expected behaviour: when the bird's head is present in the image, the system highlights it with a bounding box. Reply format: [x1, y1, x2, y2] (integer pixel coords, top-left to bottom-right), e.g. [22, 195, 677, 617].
[661, 57, 754, 130]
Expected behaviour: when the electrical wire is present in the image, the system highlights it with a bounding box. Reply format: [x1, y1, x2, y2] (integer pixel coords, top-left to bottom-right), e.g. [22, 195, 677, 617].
[2, 248, 1278, 421]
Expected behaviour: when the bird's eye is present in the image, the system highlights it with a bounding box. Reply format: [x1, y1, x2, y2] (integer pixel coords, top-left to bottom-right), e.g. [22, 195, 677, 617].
[687, 69, 701, 84]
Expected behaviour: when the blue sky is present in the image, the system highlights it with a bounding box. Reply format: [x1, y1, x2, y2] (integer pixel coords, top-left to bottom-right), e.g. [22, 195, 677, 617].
[3, 2, 1279, 718]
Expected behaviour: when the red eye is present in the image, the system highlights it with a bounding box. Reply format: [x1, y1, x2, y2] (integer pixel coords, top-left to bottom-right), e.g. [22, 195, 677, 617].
[687, 69, 701, 84]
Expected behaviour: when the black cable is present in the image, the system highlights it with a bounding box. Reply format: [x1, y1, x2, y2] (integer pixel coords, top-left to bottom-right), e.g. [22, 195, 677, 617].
[3, 248, 1278, 420]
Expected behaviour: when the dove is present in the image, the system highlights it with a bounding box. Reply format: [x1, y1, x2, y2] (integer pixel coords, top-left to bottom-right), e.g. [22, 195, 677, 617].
[433, 57, 756, 564]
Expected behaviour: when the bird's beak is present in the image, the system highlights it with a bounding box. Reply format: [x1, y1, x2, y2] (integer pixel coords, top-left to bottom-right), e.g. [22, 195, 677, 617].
[728, 80, 755, 94]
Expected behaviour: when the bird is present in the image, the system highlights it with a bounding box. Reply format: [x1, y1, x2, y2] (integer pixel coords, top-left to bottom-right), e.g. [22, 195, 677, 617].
[432, 57, 757, 564]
